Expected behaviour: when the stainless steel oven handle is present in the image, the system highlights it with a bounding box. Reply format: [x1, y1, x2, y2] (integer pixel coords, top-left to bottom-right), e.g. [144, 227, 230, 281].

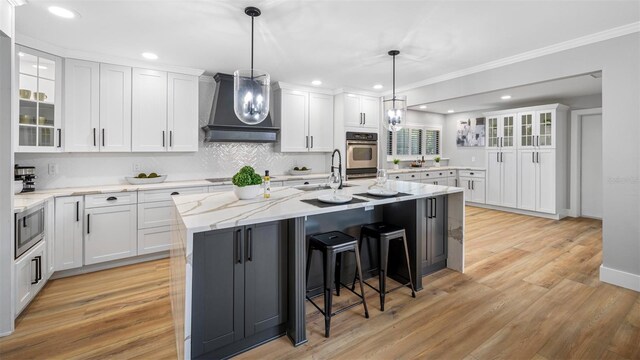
[346, 140, 377, 145]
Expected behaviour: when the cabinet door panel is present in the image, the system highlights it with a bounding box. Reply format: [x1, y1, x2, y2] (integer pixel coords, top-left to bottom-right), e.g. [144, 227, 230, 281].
[84, 205, 137, 265]
[501, 150, 518, 208]
[308, 92, 334, 152]
[192, 228, 245, 358]
[244, 222, 287, 337]
[460, 177, 473, 203]
[64, 59, 100, 152]
[360, 95, 380, 129]
[471, 178, 485, 204]
[15, 252, 34, 313]
[518, 150, 536, 211]
[485, 150, 502, 206]
[430, 196, 447, 263]
[536, 110, 555, 148]
[137, 201, 174, 229]
[167, 73, 198, 152]
[537, 150, 556, 214]
[486, 117, 499, 148]
[518, 112, 535, 148]
[279, 90, 308, 152]
[343, 94, 361, 127]
[137, 226, 171, 255]
[54, 196, 84, 270]
[100, 64, 132, 152]
[132, 69, 167, 152]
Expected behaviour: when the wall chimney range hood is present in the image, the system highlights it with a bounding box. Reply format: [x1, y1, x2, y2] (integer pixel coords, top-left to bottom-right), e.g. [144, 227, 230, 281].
[202, 73, 279, 143]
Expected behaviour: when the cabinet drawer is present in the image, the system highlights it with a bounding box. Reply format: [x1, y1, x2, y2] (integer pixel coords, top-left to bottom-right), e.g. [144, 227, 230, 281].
[390, 173, 414, 181]
[446, 170, 457, 177]
[138, 201, 174, 229]
[138, 186, 207, 203]
[138, 226, 172, 255]
[283, 178, 326, 186]
[423, 171, 447, 180]
[85, 192, 137, 208]
[458, 170, 485, 178]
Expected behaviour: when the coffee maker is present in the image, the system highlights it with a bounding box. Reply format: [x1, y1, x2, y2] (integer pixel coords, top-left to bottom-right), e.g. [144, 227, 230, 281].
[14, 164, 36, 193]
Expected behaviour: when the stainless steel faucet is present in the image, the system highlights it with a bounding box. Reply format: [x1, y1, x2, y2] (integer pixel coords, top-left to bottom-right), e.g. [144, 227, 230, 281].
[330, 149, 343, 189]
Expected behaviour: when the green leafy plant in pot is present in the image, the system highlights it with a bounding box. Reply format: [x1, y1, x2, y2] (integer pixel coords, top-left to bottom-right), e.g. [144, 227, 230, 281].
[232, 166, 263, 200]
[392, 158, 400, 170]
[433, 156, 441, 167]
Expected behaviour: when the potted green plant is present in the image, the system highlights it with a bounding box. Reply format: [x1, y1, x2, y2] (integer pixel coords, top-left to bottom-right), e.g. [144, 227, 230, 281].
[392, 158, 400, 170]
[433, 156, 441, 167]
[232, 166, 263, 200]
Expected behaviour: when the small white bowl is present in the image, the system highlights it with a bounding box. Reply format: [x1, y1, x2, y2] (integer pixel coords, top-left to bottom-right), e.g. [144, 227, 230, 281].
[14, 181, 23, 194]
[125, 175, 167, 185]
[234, 184, 262, 200]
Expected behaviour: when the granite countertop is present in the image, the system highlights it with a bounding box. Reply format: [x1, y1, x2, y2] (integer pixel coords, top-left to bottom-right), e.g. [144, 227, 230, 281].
[386, 166, 485, 174]
[13, 173, 331, 213]
[173, 179, 464, 234]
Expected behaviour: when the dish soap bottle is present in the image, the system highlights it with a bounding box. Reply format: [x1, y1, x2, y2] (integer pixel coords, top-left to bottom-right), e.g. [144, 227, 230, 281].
[264, 170, 271, 199]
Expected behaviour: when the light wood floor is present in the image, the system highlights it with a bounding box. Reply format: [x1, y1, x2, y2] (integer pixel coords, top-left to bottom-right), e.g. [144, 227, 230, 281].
[1, 207, 639, 359]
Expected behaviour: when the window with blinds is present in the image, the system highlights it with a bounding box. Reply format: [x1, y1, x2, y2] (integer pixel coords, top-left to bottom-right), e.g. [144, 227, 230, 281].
[387, 131, 393, 155]
[410, 129, 423, 154]
[387, 127, 440, 157]
[396, 128, 410, 155]
[425, 129, 440, 155]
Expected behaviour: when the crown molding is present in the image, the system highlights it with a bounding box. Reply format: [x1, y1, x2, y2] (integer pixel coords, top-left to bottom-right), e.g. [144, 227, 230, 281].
[7, 0, 27, 6]
[397, 21, 640, 94]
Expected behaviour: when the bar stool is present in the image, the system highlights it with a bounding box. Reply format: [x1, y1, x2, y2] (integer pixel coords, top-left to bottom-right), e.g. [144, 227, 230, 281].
[352, 222, 416, 311]
[306, 231, 369, 338]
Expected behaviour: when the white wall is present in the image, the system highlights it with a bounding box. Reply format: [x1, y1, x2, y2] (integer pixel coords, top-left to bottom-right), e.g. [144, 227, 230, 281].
[404, 33, 640, 291]
[15, 77, 330, 189]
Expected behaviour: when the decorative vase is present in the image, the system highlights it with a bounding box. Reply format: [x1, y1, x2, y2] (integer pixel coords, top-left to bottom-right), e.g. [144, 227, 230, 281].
[393, 164, 399, 170]
[233, 184, 262, 200]
[434, 162, 441, 167]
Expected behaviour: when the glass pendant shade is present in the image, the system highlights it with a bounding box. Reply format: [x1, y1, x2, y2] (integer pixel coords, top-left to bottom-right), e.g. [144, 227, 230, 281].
[234, 69, 270, 125]
[382, 95, 406, 132]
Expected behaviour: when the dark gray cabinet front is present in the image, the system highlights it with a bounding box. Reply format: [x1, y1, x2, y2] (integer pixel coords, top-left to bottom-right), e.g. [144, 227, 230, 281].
[191, 221, 287, 359]
[422, 196, 447, 273]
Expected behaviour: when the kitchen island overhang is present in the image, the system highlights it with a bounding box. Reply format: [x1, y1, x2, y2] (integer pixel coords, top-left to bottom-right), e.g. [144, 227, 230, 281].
[170, 180, 465, 359]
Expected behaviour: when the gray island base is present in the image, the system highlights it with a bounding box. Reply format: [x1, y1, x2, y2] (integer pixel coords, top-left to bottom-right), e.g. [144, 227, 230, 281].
[169, 179, 465, 359]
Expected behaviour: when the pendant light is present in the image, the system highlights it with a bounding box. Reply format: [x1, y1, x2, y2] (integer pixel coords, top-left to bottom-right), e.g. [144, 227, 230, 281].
[234, 6, 270, 125]
[382, 50, 406, 132]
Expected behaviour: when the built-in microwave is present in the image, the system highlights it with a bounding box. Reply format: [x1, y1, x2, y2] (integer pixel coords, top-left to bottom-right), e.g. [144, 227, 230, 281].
[15, 205, 45, 259]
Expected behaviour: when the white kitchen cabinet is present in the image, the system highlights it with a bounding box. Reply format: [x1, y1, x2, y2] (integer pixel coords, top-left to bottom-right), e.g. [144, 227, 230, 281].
[422, 170, 448, 185]
[100, 63, 132, 152]
[64, 59, 100, 152]
[85, 204, 137, 265]
[517, 149, 557, 214]
[485, 113, 515, 149]
[132, 68, 168, 152]
[518, 108, 558, 149]
[16, 46, 63, 152]
[45, 199, 55, 278]
[167, 73, 198, 152]
[138, 226, 173, 255]
[15, 240, 47, 315]
[138, 200, 175, 229]
[274, 84, 334, 153]
[459, 170, 486, 204]
[342, 93, 380, 129]
[486, 149, 517, 208]
[446, 170, 458, 187]
[54, 196, 84, 271]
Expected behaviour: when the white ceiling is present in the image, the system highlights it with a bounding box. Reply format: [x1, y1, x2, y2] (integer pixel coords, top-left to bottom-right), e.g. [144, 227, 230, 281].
[409, 73, 603, 114]
[15, 0, 640, 92]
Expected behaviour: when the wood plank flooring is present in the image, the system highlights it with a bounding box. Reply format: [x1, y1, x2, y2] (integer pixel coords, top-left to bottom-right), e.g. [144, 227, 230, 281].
[1, 206, 638, 359]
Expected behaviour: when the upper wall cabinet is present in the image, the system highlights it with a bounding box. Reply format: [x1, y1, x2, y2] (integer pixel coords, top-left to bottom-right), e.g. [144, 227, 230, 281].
[341, 93, 380, 130]
[132, 69, 199, 152]
[16, 46, 63, 152]
[64, 60, 133, 152]
[273, 83, 334, 153]
[486, 113, 515, 149]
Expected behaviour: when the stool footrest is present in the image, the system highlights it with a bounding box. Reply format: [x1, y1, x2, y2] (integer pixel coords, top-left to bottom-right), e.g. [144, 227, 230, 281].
[361, 278, 413, 295]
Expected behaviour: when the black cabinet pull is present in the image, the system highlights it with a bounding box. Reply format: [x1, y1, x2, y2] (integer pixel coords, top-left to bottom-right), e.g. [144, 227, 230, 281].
[246, 228, 253, 262]
[170, 131, 173, 147]
[76, 201, 79, 222]
[57, 129, 62, 148]
[363, 113, 366, 125]
[36, 256, 42, 282]
[395, 176, 400, 179]
[433, 198, 437, 219]
[303, 182, 309, 185]
[87, 214, 91, 234]
[467, 180, 470, 190]
[532, 152, 535, 163]
[171, 192, 180, 196]
[470, 172, 474, 175]
[497, 152, 499, 162]
[31, 258, 38, 284]
[162, 131, 165, 147]
[411, 174, 415, 178]
[235, 229, 242, 264]
[472, 180, 475, 190]
[22, 218, 26, 228]
[536, 152, 540, 163]
[102, 128, 105, 147]
[106, 196, 117, 201]
[455, 178, 458, 187]
[93, 128, 96, 146]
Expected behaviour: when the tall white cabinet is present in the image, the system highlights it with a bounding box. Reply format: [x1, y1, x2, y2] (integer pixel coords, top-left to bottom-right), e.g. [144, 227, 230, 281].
[485, 104, 568, 216]
[54, 196, 84, 270]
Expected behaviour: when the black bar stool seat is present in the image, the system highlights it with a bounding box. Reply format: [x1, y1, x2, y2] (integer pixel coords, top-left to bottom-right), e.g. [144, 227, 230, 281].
[353, 222, 416, 311]
[306, 231, 369, 338]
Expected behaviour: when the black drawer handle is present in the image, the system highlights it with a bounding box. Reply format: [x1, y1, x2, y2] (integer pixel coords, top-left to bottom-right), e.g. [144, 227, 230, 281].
[87, 214, 91, 234]
[470, 172, 474, 175]
[106, 196, 117, 201]
[171, 192, 180, 196]
[395, 176, 400, 179]
[31, 258, 38, 284]
[236, 229, 243, 264]
[304, 182, 309, 185]
[439, 173, 443, 175]
[411, 174, 415, 178]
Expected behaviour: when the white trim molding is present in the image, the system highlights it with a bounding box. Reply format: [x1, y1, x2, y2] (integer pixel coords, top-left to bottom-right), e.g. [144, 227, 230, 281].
[398, 22, 640, 93]
[600, 265, 640, 292]
[569, 107, 602, 218]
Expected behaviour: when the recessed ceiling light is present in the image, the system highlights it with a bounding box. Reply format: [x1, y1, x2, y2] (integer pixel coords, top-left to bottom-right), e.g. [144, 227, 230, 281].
[447, 110, 455, 113]
[373, 84, 384, 90]
[32, 65, 48, 70]
[419, 105, 427, 109]
[48, 6, 76, 19]
[311, 80, 322, 86]
[501, 95, 512, 100]
[142, 52, 159, 60]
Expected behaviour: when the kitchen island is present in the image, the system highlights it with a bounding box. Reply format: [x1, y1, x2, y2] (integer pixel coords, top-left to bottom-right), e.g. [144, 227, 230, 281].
[170, 179, 465, 359]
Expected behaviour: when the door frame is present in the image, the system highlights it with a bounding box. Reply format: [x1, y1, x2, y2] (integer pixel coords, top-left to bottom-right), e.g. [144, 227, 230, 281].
[569, 107, 602, 217]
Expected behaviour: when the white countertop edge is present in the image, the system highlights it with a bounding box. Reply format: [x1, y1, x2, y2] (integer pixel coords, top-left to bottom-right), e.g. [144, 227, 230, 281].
[386, 166, 485, 174]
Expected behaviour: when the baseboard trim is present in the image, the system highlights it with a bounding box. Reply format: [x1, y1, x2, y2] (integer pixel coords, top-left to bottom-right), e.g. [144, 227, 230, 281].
[466, 202, 561, 220]
[600, 265, 640, 292]
[51, 251, 169, 279]
[0, 329, 14, 338]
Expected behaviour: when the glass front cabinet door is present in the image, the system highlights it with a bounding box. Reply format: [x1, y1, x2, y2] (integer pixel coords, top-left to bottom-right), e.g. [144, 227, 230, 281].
[519, 112, 535, 148]
[486, 116, 499, 148]
[16, 46, 63, 152]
